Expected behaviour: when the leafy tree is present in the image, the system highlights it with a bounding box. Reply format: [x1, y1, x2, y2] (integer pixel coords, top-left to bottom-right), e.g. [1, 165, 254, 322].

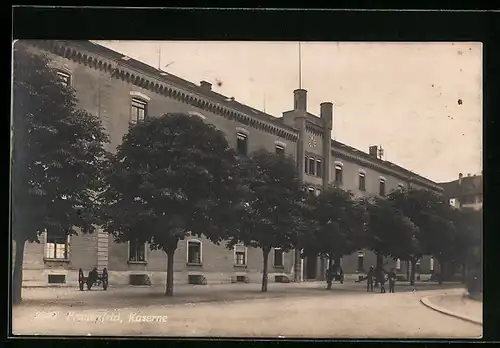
[226, 150, 306, 292]
[449, 207, 482, 282]
[11, 44, 109, 304]
[361, 196, 419, 272]
[100, 113, 239, 296]
[387, 188, 456, 284]
[301, 186, 366, 269]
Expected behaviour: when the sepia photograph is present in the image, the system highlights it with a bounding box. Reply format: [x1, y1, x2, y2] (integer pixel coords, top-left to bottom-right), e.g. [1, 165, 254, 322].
[10, 39, 483, 338]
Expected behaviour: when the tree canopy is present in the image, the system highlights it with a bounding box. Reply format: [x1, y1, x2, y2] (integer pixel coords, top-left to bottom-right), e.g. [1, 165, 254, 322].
[301, 186, 366, 265]
[362, 196, 419, 266]
[226, 150, 306, 291]
[100, 113, 240, 295]
[11, 44, 109, 303]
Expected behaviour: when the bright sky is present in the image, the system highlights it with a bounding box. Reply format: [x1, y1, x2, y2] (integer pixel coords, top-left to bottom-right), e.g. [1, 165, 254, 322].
[95, 41, 482, 183]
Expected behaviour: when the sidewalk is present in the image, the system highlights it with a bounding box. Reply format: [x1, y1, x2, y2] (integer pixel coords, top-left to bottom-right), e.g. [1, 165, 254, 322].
[420, 291, 482, 325]
[17, 280, 465, 309]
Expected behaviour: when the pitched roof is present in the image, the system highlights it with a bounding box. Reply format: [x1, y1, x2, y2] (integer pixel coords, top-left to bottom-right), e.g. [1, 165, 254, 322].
[440, 175, 483, 198]
[76, 41, 298, 134]
[54, 40, 440, 190]
[331, 140, 441, 189]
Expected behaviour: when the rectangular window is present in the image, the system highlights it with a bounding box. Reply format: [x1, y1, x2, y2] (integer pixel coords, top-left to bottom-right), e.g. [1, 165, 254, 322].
[357, 252, 364, 271]
[316, 160, 322, 178]
[234, 245, 247, 266]
[275, 144, 285, 156]
[396, 259, 401, 271]
[359, 172, 366, 191]
[131, 98, 147, 124]
[273, 248, 284, 267]
[56, 71, 71, 86]
[236, 132, 248, 156]
[45, 230, 68, 259]
[304, 156, 309, 174]
[335, 165, 343, 184]
[379, 179, 386, 197]
[187, 240, 202, 264]
[128, 239, 146, 262]
[308, 157, 316, 176]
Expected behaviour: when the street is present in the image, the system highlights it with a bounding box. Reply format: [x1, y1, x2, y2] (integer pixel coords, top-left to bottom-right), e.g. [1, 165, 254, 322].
[12, 282, 482, 338]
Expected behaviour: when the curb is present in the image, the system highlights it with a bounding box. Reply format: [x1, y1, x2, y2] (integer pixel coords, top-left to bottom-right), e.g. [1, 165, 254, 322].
[420, 295, 482, 326]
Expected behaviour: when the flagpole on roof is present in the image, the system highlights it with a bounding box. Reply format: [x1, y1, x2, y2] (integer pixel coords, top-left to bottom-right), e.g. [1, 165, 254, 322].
[298, 41, 302, 89]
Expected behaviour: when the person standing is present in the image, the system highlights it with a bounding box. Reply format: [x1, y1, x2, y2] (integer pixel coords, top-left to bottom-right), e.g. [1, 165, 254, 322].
[326, 266, 334, 289]
[366, 266, 375, 292]
[378, 268, 386, 293]
[388, 268, 397, 293]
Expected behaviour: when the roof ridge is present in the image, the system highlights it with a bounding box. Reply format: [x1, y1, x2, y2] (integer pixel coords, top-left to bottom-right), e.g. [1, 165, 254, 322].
[76, 41, 297, 133]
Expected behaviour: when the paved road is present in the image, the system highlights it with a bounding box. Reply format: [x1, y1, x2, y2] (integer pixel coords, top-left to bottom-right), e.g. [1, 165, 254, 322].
[12, 283, 481, 338]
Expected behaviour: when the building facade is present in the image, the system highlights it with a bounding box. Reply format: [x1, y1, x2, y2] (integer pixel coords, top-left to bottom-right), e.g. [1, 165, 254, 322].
[14, 40, 443, 286]
[441, 173, 483, 211]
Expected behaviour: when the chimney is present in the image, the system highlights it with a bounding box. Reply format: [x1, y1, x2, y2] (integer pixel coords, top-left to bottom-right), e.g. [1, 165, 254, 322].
[369, 145, 378, 157]
[200, 80, 212, 91]
[320, 102, 333, 130]
[294, 89, 307, 111]
[459, 173, 463, 185]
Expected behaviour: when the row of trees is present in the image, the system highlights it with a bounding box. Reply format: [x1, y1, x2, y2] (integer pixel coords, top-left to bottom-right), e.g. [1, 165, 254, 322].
[11, 45, 482, 304]
[302, 185, 482, 287]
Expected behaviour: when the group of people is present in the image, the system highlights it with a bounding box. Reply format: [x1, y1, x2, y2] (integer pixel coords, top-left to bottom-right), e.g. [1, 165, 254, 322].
[325, 264, 398, 293]
[359, 265, 397, 293]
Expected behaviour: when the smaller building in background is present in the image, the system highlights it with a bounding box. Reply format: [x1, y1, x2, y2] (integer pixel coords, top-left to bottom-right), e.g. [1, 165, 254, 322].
[440, 172, 483, 211]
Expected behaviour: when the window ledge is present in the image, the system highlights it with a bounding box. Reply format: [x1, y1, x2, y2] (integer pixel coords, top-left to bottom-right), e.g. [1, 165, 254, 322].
[273, 265, 285, 269]
[128, 260, 147, 265]
[234, 264, 247, 268]
[187, 263, 203, 267]
[44, 258, 70, 263]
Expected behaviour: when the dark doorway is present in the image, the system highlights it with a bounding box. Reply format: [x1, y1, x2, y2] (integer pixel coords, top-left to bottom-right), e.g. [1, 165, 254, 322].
[305, 255, 317, 280]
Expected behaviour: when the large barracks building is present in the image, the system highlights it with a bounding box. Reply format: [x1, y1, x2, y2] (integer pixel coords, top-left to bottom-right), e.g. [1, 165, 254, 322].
[15, 40, 443, 286]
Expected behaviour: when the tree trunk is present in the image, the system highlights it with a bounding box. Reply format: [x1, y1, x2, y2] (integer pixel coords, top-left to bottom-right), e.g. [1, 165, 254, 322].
[261, 247, 271, 292]
[376, 253, 383, 269]
[410, 258, 416, 286]
[12, 237, 26, 305]
[438, 259, 444, 285]
[462, 262, 467, 284]
[165, 249, 175, 296]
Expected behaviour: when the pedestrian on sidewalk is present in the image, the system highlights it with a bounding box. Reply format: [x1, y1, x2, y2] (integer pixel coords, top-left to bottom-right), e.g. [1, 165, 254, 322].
[388, 268, 396, 293]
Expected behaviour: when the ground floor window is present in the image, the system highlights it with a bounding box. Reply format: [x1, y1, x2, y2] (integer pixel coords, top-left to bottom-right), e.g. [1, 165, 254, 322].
[273, 248, 284, 267]
[45, 230, 69, 259]
[128, 239, 146, 262]
[396, 258, 401, 271]
[187, 239, 202, 265]
[234, 245, 247, 266]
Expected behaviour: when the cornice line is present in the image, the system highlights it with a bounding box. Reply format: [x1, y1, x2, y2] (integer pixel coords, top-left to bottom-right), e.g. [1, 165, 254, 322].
[32, 40, 299, 142]
[331, 148, 442, 192]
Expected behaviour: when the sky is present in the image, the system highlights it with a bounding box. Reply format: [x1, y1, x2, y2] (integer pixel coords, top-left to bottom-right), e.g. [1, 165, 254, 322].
[95, 41, 482, 183]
